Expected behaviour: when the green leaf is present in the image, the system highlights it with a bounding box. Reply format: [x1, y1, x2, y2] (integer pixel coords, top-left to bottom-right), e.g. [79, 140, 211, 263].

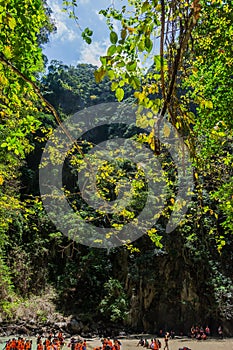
[107, 45, 117, 56]
[116, 61, 125, 68]
[130, 76, 141, 89]
[154, 55, 161, 70]
[110, 31, 118, 44]
[85, 37, 92, 44]
[141, 1, 150, 13]
[126, 61, 137, 72]
[100, 56, 107, 66]
[3, 46, 12, 59]
[108, 70, 115, 80]
[8, 17, 16, 30]
[111, 81, 118, 91]
[205, 100, 214, 109]
[121, 28, 127, 40]
[1, 143, 8, 148]
[138, 39, 145, 52]
[115, 87, 124, 101]
[145, 37, 153, 52]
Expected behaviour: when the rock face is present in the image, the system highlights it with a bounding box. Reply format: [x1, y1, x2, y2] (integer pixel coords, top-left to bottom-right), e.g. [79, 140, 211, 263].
[111, 236, 233, 336]
[66, 316, 84, 334]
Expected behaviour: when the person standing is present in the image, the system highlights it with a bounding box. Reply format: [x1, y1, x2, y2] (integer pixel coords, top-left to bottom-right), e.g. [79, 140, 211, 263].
[218, 325, 223, 339]
[37, 340, 43, 350]
[164, 333, 169, 350]
[205, 326, 210, 337]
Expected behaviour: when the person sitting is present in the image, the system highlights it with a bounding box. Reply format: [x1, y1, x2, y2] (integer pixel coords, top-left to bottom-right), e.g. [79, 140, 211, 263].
[201, 333, 207, 340]
[137, 339, 144, 347]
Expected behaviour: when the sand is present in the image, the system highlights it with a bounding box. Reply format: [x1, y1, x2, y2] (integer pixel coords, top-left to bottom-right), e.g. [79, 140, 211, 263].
[87, 337, 233, 350]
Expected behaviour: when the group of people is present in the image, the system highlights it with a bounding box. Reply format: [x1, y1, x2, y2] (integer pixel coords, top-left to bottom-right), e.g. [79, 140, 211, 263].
[190, 325, 211, 340]
[190, 324, 224, 340]
[93, 337, 122, 350]
[3, 338, 33, 350]
[67, 336, 87, 350]
[4, 333, 85, 350]
[137, 337, 162, 349]
[36, 332, 65, 350]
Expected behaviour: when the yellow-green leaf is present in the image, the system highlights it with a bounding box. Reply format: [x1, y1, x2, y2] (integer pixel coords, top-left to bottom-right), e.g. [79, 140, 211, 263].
[115, 87, 124, 101]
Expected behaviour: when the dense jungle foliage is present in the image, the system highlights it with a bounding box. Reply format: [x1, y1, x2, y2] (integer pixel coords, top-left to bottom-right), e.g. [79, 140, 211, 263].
[0, 0, 233, 336]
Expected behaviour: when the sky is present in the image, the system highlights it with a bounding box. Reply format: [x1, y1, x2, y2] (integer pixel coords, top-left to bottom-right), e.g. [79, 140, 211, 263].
[43, 0, 127, 67]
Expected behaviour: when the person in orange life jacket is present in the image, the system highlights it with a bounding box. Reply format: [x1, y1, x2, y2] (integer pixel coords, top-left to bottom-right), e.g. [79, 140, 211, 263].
[11, 339, 17, 350]
[75, 342, 81, 350]
[4, 340, 11, 350]
[102, 339, 107, 350]
[76, 340, 86, 350]
[48, 340, 58, 350]
[25, 340, 31, 350]
[58, 333, 64, 346]
[106, 338, 112, 349]
[37, 340, 43, 350]
[43, 338, 51, 350]
[18, 338, 25, 350]
[82, 340, 87, 350]
[112, 339, 121, 350]
[2, 339, 11, 350]
[149, 339, 154, 349]
[53, 339, 60, 350]
[46, 343, 54, 350]
[152, 339, 159, 350]
[15, 338, 19, 349]
[15, 338, 19, 350]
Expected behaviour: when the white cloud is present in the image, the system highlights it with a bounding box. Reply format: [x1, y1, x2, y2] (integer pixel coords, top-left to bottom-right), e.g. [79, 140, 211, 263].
[77, 40, 109, 66]
[112, 19, 120, 33]
[80, 0, 90, 4]
[95, 9, 104, 21]
[48, 0, 79, 42]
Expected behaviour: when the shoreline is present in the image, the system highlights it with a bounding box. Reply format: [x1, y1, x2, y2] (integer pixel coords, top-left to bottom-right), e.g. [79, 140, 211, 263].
[1, 336, 233, 350]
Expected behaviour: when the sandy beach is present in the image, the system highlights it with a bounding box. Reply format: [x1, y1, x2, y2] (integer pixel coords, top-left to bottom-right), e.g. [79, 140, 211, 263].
[87, 337, 233, 350]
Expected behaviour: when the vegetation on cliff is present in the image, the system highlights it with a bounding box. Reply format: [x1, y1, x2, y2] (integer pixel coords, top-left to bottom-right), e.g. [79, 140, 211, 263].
[0, 0, 232, 336]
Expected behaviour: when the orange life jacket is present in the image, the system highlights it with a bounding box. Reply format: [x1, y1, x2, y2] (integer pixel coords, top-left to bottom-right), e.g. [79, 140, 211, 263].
[45, 340, 51, 348]
[25, 342, 31, 350]
[11, 340, 17, 350]
[107, 341, 112, 348]
[20, 341, 25, 350]
[75, 343, 82, 350]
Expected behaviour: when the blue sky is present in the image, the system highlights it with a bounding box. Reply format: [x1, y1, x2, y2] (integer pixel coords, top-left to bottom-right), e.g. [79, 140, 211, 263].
[43, 0, 127, 67]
